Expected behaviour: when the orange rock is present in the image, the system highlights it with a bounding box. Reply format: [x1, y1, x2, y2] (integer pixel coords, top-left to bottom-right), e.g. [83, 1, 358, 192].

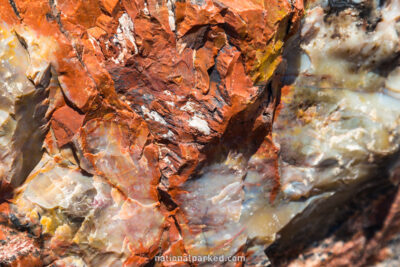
[100, 0, 120, 16]
[0, 204, 48, 266]
[51, 105, 85, 147]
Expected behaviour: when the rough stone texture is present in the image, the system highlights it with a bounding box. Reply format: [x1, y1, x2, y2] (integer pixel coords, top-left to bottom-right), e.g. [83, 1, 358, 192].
[1, 0, 400, 266]
[0, 0, 304, 265]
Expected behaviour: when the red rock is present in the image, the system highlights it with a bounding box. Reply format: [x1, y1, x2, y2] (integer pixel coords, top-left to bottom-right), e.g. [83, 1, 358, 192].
[51, 105, 85, 147]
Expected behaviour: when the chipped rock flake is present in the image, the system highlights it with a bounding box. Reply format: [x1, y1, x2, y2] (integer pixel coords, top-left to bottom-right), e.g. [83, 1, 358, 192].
[112, 13, 138, 64]
[141, 105, 167, 125]
[188, 114, 210, 135]
[167, 0, 176, 32]
[0, 24, 56, 189]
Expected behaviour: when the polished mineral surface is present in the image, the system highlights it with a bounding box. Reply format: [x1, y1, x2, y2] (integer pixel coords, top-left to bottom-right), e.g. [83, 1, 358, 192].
[1, 0, 400, 266]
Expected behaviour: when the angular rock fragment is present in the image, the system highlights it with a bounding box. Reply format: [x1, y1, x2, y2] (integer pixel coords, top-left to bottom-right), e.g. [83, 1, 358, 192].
[0, 24, 54, 190]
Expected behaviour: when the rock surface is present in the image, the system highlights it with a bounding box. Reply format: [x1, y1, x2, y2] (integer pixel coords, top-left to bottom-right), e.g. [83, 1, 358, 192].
[1, 0, 400, 266]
